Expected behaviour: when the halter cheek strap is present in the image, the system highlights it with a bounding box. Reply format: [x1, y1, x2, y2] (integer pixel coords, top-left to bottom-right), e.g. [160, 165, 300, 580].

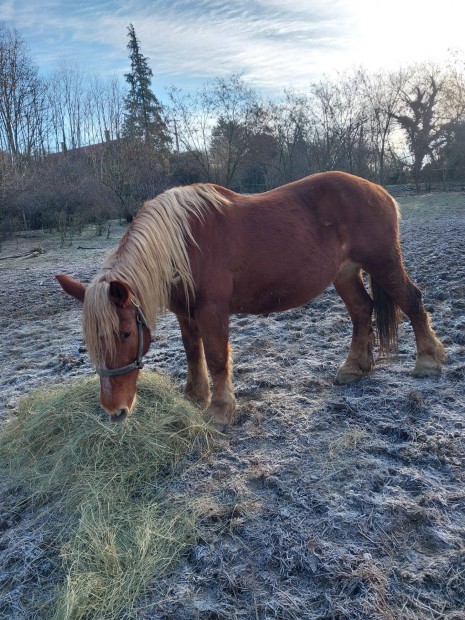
[96, 298, 149, 378]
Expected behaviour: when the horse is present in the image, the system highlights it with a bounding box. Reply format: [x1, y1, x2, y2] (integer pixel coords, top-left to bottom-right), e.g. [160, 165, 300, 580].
[56, 171, 446, 428]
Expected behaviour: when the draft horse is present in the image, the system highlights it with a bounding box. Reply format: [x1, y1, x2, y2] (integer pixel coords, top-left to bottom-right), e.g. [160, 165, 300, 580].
[56, 172, 445, 427]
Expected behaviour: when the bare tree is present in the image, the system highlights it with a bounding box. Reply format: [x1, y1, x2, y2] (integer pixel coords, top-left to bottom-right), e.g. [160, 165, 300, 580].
[361, 68, 408, 184]
[167, 84, 215, 181]
[168, 74, 261, 187]
[310, 71, 370, 176]
[86, 75, 126, 144]
[393, 64, 446, 190]
[434, 53, 465, 182]
[207, 75, 262, 187]
[0, 23, 47, 160]
[267, 89, 311, 183]
[444, 51, 465, 122]
[47, 61, 87, 152]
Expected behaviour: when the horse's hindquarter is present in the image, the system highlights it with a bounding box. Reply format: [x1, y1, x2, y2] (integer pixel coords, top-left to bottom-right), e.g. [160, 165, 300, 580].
[190, 185, 345, 315]
[307, 172, 400, 265]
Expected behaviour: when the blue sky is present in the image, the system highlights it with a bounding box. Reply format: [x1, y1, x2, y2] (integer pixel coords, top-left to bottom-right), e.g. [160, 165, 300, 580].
[1, 0, 463, 99]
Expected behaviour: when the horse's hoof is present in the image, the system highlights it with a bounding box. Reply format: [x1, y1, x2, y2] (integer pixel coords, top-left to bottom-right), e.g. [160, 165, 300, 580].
[413, 364, 442, 377]
[205, 399, 236, 430]
[334, 365, 367, 385]
[206, 412, 229, 433]
[334, 373, 362, 385]
[210, 420, 228, 433]
[413, 352, 445, 377]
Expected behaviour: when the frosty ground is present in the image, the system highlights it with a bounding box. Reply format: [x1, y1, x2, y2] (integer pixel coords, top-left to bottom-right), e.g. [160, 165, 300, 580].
[0, 191, 464, 619]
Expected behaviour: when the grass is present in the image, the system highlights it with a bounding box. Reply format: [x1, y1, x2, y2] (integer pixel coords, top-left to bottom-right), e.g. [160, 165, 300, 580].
[398, 191, 465, 219]
[0, 372, 213, 620]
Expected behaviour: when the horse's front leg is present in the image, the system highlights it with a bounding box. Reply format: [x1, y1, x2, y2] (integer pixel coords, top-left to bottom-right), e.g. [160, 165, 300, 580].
[195, 305, 236, 429]
[177, 315, 211, 409]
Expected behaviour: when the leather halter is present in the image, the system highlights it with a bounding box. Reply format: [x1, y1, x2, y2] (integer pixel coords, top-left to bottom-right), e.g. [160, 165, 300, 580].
[96, 298, 148, 377]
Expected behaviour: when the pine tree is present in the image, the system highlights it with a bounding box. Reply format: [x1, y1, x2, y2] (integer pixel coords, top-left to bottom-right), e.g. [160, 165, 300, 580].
[123, 24, 171, 151]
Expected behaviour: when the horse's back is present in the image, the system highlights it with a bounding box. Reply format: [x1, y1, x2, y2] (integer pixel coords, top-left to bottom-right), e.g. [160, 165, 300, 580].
[210, 171, 398, 230]
[217, 171, 399, 260]
[183, 172, 400, 315]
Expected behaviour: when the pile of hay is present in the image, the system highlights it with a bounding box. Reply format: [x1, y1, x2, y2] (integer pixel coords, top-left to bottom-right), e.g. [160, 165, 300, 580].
[0, 373, 213, 620]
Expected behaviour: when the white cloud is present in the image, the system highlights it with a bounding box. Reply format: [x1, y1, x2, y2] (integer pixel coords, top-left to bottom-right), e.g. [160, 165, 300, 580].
[1, 0, 463, 97]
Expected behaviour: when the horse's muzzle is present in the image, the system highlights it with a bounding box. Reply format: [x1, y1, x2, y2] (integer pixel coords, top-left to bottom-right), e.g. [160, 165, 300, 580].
[109, 407, 129, 423]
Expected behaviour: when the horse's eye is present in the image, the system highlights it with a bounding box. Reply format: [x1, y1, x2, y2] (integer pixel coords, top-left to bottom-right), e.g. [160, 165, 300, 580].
[121, 331, 131, 341]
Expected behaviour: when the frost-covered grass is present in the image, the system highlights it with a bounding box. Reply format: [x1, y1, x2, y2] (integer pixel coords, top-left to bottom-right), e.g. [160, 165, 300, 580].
[1, 191, 465, 619]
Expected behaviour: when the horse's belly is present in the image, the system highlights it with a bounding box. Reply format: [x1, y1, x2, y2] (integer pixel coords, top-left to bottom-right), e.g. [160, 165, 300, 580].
[205, 211, 343, 315]
[230, 266, 337, 315]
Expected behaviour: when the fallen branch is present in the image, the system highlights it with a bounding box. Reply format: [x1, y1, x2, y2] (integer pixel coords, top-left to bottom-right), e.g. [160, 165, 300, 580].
[0, 247, 45, 261]
[23, 251, 44, 260]
[0, 253, 24, 261]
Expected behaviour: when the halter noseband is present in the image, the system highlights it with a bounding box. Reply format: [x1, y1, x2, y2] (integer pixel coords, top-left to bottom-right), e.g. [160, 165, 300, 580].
[96, 298, 148, 378]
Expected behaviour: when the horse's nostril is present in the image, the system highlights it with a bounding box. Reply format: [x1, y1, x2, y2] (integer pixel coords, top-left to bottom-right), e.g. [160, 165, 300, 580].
[110, 408, 128, 423]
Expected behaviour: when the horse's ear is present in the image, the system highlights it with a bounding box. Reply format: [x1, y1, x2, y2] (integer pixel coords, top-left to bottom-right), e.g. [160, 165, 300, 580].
[108, 280, 131, 307]
[56, 274, 86, 303]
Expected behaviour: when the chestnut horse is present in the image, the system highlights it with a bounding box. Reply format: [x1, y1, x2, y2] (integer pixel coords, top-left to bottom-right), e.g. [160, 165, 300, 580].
[56, 172, 445, 427]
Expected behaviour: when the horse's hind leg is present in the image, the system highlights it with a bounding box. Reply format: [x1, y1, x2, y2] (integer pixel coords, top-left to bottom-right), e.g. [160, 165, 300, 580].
[177, 315, 211, 408]
[333, 262, 375, 384]
[365, 257, 446, 376]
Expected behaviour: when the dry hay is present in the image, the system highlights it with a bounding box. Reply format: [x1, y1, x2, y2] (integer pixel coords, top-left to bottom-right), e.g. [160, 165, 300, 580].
[0, 373, 213, 620]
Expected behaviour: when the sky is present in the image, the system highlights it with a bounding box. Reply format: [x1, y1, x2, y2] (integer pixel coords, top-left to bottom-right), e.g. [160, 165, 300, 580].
[0, 0, 464, 100]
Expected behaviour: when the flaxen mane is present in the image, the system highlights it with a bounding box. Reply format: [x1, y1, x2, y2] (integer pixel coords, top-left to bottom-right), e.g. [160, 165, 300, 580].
[83, 184, 230, 363]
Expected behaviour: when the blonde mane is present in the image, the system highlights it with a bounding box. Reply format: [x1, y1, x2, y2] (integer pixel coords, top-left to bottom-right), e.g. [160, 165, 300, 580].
[83, 184, 231, 363]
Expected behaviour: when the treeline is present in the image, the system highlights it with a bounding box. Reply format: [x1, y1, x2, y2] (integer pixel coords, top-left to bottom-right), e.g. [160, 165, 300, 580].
[1, 22, 465, 237]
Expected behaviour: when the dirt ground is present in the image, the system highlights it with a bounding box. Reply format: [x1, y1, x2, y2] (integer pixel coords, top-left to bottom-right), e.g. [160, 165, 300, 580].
[0, 191, 464, 619]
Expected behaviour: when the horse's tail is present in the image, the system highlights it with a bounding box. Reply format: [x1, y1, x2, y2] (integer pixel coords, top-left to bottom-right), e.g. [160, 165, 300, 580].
[369, 276, 401, 354]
